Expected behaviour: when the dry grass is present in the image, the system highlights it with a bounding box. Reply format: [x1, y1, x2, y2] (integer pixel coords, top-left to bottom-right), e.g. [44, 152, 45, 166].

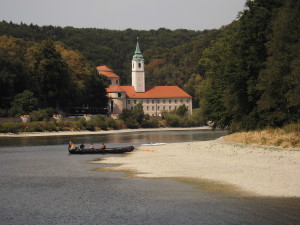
[225, 126, 300, 148]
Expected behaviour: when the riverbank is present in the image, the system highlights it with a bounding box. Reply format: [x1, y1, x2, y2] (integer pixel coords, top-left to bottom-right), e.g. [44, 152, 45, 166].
[0, 126, 212, 137]
[225, 124, 300, 148]
[93, 139, 300, 197]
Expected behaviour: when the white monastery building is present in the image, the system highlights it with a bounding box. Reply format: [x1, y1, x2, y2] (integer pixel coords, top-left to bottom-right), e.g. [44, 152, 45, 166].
[97, 40, 192, 118]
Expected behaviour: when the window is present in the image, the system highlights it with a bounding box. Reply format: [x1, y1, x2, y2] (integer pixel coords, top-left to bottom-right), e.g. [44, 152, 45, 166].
[169, 100, 172, 104]
[147, 106, 149, 110]
[110, 100, 114, 112]
[175, 100, 177, 103]
[181, 99, 183, 103]
[163, 100, 165, 104]
[152, 100, 154, 104]
[158, 106, 160, 110]
[128, 100, 130, 104]
[138, 63, 141, 68]
[134, 100, 137, 104]
[118, 93, 122, 97]
[152, 106, 154, 110]
[147, 100, 149, 104]
[133, 63, 134, 68]
[186, 99, 189, 103]
[157, 100, 160, 104]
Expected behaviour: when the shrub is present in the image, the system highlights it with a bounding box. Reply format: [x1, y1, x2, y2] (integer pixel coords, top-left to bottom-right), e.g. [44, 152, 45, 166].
[106, 117, 118, 129]
[165, 114, 181, 127]
[142, 117, 159, 128]
[283, 123, 300, 133]
[0, 122, 22, 133]
[30, 108, 54, 121]
[85, 121, 95, 131]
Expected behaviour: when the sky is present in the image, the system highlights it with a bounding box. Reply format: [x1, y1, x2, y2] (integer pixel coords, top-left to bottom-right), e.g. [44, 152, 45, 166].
[0, 0, 246, 31]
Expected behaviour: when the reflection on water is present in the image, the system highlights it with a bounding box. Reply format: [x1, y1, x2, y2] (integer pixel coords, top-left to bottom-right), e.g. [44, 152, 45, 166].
[0, 129, 227, 147]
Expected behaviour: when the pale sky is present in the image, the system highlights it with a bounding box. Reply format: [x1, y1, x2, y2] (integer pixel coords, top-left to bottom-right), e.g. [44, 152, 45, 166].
[0, 0, 246, 30]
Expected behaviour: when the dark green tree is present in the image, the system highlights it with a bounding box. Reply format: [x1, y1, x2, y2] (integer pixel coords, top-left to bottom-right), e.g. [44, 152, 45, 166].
[83, 73, 108, 108]
[132, 102, 145, 125]
[257, 0, 300, 126]
[26, 40, 74, 110]
[8, 90, 38, 116]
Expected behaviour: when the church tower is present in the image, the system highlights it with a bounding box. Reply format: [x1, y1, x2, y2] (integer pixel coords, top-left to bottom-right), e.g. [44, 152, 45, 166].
[132, 38, 145, 93]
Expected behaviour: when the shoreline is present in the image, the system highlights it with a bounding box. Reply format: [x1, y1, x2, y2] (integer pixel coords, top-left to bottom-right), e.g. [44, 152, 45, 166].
[93, 139, 300, 197]
[0, 126, 212, 137]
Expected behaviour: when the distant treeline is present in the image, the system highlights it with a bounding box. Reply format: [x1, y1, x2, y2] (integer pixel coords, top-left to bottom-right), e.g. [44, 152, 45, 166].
[0, 0, 299, 130]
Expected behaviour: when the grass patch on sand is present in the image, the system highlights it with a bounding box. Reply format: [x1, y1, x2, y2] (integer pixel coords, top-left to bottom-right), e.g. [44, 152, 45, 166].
[225, 123, 300, 148]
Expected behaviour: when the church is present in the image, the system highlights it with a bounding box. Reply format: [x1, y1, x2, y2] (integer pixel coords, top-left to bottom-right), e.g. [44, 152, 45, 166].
[97, 40, 192, 118]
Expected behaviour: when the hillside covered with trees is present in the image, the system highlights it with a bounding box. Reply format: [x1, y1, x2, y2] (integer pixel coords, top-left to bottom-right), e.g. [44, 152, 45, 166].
[0, 0, 299, 131]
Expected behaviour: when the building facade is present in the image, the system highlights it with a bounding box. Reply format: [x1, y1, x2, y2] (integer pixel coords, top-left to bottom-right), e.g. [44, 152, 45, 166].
[97, 40, 192, 118]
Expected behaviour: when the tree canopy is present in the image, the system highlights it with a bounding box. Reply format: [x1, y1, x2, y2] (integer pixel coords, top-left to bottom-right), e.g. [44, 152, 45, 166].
[0, 0, 299, 130]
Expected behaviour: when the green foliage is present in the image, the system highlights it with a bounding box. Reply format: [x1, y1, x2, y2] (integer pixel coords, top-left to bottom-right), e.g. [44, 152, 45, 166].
[165, 114, 182, 127]
[161, 106, 206, 128]
[197, 0, 298, 130]
[8, 90, 38, 116]
[173, 104, 189, 117]
[30, 108, 54, 121]
[132, 103, 145, 125]
[83, 73, 108, 107]
[257, 0, 300, 126]
[26, 40, 73, 109]
[0, 34, 108, 116]
[1, 2, 298, 131]
[142, 116, 160, 128]
[120, 108, 140, 128]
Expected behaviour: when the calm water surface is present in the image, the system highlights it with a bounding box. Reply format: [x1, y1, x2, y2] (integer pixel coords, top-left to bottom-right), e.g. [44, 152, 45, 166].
[0, 129, 299, 225]
[0, 129, 227, 147]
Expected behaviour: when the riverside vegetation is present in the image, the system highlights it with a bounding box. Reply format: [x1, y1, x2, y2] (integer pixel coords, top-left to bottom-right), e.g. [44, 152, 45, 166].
[0, 0, 299, 146]
[0, 104, 204, 133]
[225, 123, 300, 148]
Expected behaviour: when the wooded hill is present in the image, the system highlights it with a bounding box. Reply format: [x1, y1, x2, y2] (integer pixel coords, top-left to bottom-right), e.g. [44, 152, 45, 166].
[0, 0, 299, 130]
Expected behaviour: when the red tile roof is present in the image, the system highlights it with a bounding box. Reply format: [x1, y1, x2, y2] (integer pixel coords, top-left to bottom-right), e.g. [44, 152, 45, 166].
[97, 65, 120, 78]
[106, 86, 126, 93]
[107, 86, 192, 99]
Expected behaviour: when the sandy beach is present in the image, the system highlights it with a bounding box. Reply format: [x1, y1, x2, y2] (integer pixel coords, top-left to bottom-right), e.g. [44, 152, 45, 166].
[93, 139, 300, 197]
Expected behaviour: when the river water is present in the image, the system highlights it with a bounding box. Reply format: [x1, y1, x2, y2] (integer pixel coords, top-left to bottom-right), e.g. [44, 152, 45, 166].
[0, 129, 299, 225]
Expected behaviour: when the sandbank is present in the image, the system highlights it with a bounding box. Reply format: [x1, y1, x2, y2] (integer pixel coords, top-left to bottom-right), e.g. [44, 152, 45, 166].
[93, 139, 300, 197]
[0, 126, 211, 137]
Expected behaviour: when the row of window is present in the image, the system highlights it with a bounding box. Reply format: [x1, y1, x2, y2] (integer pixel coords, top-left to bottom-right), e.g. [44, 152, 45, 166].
[131, 105, 188, 111]
[128, 99, 190, 105]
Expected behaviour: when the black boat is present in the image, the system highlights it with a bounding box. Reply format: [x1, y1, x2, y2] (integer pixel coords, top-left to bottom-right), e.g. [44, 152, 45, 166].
[68, 146, 134, 154]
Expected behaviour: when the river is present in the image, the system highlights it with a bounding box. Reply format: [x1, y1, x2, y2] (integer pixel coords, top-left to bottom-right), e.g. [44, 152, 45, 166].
[0, 129, 299, 225]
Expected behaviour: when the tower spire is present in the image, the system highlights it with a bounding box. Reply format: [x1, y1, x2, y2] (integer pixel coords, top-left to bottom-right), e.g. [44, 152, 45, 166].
[132, 38, 145, 93]
[133, 37, 143, 60]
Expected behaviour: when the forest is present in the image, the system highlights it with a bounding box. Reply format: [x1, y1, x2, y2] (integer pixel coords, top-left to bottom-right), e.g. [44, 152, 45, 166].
[0, 0, 299, 130]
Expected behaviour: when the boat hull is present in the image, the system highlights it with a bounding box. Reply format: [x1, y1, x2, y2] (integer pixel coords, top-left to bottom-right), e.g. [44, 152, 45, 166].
[68, 146, 134, 154]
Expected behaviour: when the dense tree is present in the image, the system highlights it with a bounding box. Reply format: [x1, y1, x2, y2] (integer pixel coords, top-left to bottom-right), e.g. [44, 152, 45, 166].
[83, 73, 108, 108]
[197, 0, 291, 130]
[0, 35, 28, 109]
[8, 90, 38, 116]
[1, 2, 299, 130]
[25, 40, 73, 109]
[257, 0, 300, 126]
